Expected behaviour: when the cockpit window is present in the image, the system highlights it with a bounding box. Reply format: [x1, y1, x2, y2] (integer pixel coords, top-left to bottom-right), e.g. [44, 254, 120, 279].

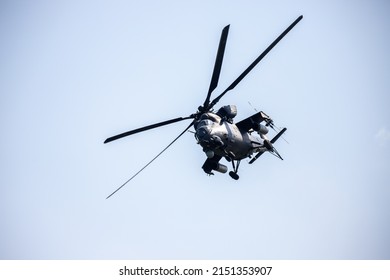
[199, 113, 218, 122]
[198, 119, 213, 127]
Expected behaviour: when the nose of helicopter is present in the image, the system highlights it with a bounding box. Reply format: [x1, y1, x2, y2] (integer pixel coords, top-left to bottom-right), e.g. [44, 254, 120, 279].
[196, 126, 211, 141]
[195, 126, 224, 150]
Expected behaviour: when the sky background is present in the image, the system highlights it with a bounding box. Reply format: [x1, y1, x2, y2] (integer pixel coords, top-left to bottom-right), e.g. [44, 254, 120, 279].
[1, 0, 389, 259]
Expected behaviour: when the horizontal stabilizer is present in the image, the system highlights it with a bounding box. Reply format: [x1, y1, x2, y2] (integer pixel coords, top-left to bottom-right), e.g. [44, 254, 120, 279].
[249, 128, 287, 164]
[271, 127, 287, 143]
[249, 151, 265, 164]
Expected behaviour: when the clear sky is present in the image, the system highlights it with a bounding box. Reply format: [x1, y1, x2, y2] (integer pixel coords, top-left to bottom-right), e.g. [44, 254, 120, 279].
[1, 0, 389, 259]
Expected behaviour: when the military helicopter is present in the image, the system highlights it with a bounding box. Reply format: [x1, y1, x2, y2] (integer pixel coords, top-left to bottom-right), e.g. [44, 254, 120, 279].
[105, 15, 303, 198]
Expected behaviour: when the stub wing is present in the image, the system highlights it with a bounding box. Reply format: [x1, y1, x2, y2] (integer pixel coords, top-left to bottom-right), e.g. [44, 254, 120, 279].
[235, 111, 272, 132]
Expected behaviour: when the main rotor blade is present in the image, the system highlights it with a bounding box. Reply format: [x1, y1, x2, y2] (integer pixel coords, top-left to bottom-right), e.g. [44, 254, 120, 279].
[104, 115, 194, 144]
[202, 24, 230, 110]
[106, 120, 195, 199]
[208, 15, 303, 110]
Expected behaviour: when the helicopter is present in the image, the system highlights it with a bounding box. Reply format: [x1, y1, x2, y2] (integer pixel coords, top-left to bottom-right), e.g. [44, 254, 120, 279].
[104, 15, 303, 198]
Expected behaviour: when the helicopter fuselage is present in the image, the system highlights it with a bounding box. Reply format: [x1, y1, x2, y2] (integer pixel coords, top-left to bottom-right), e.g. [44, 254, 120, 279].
[194, 110, 267, 161]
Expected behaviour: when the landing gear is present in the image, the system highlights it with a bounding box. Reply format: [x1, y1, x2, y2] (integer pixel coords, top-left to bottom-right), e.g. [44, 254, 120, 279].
[229, 171, 239, 180]
[229, 159, 241, 180]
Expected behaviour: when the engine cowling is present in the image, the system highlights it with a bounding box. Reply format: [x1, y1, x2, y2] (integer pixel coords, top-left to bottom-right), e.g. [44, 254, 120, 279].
[217, 105, 237, 119]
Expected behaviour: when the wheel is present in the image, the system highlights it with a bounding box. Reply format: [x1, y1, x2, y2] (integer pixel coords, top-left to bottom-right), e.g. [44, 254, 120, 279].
[229, 171, 239, 180]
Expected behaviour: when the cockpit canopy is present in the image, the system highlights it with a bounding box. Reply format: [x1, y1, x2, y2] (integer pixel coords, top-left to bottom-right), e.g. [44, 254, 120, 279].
[197, 119, 213, 128]
[194, 113, 220, 144]
[194, 113, 219, 129]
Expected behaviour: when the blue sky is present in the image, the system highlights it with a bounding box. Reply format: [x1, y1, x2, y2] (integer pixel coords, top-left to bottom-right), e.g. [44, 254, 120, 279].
[1, 0, 389, 259]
